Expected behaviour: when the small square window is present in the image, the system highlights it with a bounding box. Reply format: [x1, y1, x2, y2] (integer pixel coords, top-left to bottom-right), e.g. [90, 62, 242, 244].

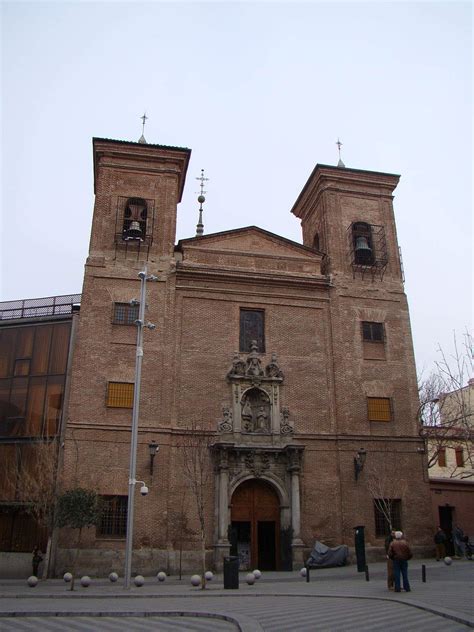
[240, 309, 265, 353]
[455, 448, 464, 467]
[367, 397, 392, 422]
[362, 322, 384, 342]
[438, 448, 447, 467]
[106, 382, 134, 408]
[113, 303, 139, 325]
[97, 495, 127, 538]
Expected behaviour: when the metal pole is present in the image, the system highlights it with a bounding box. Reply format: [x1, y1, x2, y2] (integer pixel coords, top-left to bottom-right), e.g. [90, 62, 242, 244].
[124, 267, 147, 589]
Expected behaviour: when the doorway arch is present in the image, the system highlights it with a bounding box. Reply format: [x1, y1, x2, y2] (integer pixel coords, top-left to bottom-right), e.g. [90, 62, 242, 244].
[230, 479, 280, 570]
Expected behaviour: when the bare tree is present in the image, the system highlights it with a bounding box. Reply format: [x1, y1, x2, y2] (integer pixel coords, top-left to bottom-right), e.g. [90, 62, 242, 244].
[177, 421, 214, 589]
[364, 459, 408, 535]
[168, 485, 194, 580]
[419, 332, 473, 479]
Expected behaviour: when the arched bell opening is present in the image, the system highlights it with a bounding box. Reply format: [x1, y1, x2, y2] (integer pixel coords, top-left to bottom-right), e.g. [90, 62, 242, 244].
[352, 221, 374, 265]
[230, 479, 280, 571]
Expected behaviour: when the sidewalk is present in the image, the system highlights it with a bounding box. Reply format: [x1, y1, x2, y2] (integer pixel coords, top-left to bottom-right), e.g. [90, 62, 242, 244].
[0, 559, 472, 631]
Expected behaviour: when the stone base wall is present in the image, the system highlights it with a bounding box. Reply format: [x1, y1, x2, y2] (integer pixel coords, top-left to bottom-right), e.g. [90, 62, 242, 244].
[54, 547, 214, 578]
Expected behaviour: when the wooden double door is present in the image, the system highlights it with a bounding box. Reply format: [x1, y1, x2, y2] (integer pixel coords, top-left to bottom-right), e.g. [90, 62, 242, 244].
[230, 479, 280, 570]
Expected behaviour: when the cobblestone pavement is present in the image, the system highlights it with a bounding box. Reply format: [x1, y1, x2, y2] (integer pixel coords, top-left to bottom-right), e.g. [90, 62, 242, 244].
[0, 560, 472, 631]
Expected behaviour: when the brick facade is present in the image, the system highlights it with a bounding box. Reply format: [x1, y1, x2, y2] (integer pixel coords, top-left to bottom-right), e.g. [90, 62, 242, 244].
[57, 138, 432, 576]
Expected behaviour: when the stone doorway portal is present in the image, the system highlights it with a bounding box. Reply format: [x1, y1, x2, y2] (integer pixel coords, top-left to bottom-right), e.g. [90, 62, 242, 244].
[230, 479, 280, 570]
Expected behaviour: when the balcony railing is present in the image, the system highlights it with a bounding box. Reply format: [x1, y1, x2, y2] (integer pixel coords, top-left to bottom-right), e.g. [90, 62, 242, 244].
[0, 294, 81, 321]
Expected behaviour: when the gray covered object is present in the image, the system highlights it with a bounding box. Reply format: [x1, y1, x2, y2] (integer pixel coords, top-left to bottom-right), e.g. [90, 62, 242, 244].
[306, 540, 349, 568]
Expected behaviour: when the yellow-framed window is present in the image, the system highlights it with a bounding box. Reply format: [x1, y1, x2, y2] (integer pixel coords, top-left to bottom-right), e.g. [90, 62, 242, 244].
[106, 382, 134, 408]
[367, 397, 392, 422]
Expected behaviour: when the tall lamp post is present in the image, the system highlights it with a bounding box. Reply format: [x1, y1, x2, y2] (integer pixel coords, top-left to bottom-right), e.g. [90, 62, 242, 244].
[124, 266, 157, 589]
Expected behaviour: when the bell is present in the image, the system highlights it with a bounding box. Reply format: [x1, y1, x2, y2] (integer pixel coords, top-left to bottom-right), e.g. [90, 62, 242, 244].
[124, 220, 143, 241]
[355, 236, 371, 253]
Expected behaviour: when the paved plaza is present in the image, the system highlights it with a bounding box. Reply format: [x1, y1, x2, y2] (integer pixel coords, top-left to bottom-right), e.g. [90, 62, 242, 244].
[0, 559, 472, 631]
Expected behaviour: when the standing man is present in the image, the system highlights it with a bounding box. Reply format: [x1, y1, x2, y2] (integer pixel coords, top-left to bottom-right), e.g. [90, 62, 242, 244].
[388, 531, 412, 593]
[434, 526, 447, 561]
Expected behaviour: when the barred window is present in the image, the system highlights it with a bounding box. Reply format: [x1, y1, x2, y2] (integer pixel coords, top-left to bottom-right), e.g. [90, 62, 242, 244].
[455, 447, 464, 467]
[374, 499, 402, 537]
[438, 447, 447, 467]
[106, 382, 134, 408]
[240, 309, 265, 353]
[113, 303, 139, 325]
[97, 495, 127, 538]
[367, 397, 392, 422]
[362, 322, 384, 342]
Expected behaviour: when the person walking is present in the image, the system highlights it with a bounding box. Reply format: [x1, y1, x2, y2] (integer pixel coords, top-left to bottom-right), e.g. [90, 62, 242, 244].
[385, 529, 396, 590]
[453, 525, 467, 559]
[32, 547, 43, 577]
[434, 527, 447, 561]
[388, 531, 412, 593]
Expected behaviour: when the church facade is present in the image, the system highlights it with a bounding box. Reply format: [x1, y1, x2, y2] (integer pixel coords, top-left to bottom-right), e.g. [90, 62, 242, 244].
[56, 136, 432, 574]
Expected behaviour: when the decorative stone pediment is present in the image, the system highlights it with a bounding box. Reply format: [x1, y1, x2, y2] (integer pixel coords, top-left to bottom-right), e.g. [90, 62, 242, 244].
[218, 343, 294, 437]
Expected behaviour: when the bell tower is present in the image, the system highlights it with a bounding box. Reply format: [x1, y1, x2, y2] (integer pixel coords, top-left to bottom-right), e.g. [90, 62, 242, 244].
[88, 138, 191, 266]
[291, 163, 403, 285]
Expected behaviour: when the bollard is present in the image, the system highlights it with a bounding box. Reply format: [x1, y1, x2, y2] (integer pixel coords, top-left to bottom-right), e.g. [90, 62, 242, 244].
[422, 564, 426, 583]
[306, 565, 310, 583]
[365, 565, 370, 581]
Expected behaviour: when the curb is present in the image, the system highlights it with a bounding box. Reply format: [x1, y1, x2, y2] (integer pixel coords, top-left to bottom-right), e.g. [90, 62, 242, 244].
[0, 609, 261, 632]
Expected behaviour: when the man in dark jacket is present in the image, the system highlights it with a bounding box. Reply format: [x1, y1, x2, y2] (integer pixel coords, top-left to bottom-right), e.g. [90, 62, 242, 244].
[388, 531, 412, 592]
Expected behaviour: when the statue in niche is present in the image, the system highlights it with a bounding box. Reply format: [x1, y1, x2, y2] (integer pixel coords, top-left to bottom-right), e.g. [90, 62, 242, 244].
[241, 399, 253, 432]
[245, 341, 264, 377]
[255, 406, 269, 433]
[241, 387, 271, 433]
[265, 352, 284, 379]
[228, 352, 246, 378]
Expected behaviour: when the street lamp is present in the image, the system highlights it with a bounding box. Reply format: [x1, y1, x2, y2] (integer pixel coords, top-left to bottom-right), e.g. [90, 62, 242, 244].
[124, 266, 157, 590]
[149, 441, 160, 475]
[354, 448, 367, 481]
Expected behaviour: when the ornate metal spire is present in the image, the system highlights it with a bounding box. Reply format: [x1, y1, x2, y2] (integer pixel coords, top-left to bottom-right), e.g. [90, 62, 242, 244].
[336, 137, 345, 168]
[195, 169, 209, 237]
[138, 112, 148, 144]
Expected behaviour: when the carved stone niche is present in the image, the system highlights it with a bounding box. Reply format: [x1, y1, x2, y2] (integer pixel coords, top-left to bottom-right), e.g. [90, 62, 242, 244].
[218, 342, 293, 437]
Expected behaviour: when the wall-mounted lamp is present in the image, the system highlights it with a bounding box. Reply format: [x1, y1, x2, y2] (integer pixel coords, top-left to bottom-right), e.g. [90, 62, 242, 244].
[354, 448, 367, 481]
[148, 441, 160, 475]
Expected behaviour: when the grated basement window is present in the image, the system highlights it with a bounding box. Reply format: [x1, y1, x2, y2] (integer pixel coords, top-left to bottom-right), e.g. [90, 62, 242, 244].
[374, 499, 402, 537]
[113, 302, 139, 325]
[98, 495, 127, 538]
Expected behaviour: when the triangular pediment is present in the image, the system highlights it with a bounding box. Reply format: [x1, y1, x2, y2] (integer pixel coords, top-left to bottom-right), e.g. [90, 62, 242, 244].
[177, 226, 321, 260]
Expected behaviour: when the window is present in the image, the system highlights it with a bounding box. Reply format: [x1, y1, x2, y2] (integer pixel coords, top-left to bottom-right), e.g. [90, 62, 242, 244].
[438, 447, 447, 467]
[367, 397, 392, 422]
[455, 447, 464, 467]
[362, 322, 384, 342]
[374, 499, 402, 537]
[97, 495, 127, 538]
[122, 197, 147, 241]
[352, 222, 375, 265]
[113, 302, 139, 325]
[312, 233, 320, 251]
[239, 309, 265, 353]
[106, 382, 134, 408]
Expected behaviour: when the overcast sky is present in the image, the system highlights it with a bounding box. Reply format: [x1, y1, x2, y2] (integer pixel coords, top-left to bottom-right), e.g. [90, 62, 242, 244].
[1, 1, 472, 377]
